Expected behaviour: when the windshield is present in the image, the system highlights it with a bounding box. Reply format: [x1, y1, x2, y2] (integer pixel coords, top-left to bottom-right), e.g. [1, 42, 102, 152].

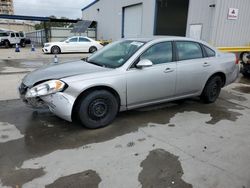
[0, 33, 9, 37]
[87, 40, 145, 68]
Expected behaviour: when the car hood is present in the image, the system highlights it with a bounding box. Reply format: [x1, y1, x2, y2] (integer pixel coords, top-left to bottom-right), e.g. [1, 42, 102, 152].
[22, 60, 108, 87]
[45, 41, 64, 45]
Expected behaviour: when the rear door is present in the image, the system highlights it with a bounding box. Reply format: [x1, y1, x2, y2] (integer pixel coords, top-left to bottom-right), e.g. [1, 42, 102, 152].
[15, 33, 21, 44]
[175, 41, 210, 96]
[78, 37, 92, 52]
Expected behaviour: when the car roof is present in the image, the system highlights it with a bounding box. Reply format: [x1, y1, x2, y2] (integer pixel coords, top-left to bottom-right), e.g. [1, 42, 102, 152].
[127, 36, 201, 42]
[126, 36, 215, 49]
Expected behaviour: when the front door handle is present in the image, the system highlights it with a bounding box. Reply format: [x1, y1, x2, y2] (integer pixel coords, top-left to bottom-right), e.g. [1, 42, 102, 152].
[164, 68, 174, 73]
[203, 62, 211, 67]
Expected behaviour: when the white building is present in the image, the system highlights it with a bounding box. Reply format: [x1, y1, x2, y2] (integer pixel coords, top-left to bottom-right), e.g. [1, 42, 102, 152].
[82, 0, 250, 47]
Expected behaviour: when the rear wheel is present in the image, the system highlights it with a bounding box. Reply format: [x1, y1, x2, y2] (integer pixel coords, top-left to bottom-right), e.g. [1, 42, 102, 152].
[20, 40, 26, 47]
[77, 90, 118, 129]
[89, 46, 97, 53]
[51, 46, 61, 54]
[201, 76, 222, 103]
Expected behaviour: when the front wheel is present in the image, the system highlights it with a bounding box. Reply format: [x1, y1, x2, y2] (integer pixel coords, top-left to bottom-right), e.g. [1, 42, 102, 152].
[51, 46, 61, 54]
[201, 76, 222, 103]
[4, 41, 10, 48]
[77, 90, 119, 129]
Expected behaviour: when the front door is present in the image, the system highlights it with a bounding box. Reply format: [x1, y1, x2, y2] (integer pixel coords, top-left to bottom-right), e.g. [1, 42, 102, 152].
[9, 33, 18, 44]
[65, 37, 79, 52]
[126, 41, 176, 108]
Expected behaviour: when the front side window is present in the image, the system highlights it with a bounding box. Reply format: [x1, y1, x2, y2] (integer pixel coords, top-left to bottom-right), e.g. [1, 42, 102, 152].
[87, 40, 145, 68]
[68, 37, 78, 42]
[176, 41, 203, 61]
[140, 42, 173, 65]
[79, 37, 90, 42]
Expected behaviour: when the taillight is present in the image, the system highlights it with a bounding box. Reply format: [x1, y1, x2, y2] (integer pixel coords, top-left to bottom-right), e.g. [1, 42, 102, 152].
[235, 54, 239, 64]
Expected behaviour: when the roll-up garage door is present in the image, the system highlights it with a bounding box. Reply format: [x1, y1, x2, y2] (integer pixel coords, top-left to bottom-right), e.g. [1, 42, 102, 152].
[123, 4, 142, 38]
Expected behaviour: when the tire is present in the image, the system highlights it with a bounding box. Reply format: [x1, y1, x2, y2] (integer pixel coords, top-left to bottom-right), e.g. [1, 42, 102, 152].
[241, 66, 250, 77]
[20, 40, 26, 47]
[89, 46, 97, 53]
[240, 52, 250, 64]
[242, 71, 250, 77]
[4, 40, 10, 48]
[51, 46, 61, 54]
[201, 76, 222, 103]
[77, 90, 118, 129]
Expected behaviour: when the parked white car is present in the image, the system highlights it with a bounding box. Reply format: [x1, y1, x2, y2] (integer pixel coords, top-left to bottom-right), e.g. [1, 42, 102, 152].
[42, 36, 103, 54]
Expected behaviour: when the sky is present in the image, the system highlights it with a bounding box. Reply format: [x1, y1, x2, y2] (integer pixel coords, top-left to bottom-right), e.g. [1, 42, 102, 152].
[13, 0, 95, 19]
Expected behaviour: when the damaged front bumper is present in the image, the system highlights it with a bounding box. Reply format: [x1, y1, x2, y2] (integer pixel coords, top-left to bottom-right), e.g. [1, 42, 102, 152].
[19, 83, 74, 122]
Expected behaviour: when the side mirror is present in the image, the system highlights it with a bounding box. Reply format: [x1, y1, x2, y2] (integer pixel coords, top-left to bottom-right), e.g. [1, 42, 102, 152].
[136, 59, 153, 69]
[65, 40, 69, 43]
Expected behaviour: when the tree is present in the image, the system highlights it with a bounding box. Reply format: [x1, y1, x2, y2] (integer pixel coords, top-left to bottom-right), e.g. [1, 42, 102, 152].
[34, 15, 73, 30]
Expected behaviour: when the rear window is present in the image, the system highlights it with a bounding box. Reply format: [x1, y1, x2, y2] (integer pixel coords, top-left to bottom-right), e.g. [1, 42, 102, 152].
[19, 32, 24, 37]
[203, 45, 216, 57]
[176, 41, 203, 61]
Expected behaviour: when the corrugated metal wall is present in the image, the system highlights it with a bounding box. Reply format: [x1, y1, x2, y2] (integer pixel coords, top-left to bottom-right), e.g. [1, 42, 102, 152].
[186, 0, 216, 43]
[212, 0, 250, 46]
[82, 0, 250, 46]
[82, 0, 156, 41]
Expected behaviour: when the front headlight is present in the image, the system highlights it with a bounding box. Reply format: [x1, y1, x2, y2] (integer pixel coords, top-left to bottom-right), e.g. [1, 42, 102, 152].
[44, 43, 51, 47]
[25, 80, 67, 98]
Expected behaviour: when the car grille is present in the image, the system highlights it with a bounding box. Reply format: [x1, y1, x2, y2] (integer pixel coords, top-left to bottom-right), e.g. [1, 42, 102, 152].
[19, 82, 28, 95]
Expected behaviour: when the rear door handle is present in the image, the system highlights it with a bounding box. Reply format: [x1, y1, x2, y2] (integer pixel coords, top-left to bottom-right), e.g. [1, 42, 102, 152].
[203, 62, 211, 67]
[164, 68, 174, 73]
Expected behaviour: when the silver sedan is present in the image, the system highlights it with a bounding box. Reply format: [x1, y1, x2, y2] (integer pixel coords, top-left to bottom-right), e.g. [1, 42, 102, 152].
[19, 37, 239, 129]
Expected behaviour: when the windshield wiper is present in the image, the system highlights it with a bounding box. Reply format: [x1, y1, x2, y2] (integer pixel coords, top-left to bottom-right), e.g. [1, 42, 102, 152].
[82, 58, 114, 69]
[86, 60, 103, 67]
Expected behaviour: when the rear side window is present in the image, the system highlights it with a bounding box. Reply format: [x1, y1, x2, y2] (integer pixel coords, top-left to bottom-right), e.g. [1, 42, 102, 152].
[203, 45, 215, 57]
[11, 33, 15, 37]
[79, 37, 90, 42]
[15, 33, 20, 37]
[176, 41, 203, 61]
[140, 42, 173, 65]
